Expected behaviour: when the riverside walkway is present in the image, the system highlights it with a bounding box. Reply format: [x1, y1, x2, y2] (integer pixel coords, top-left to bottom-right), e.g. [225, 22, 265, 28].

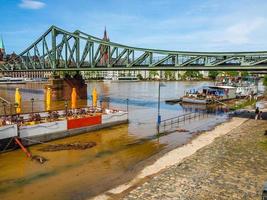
[120, 119, 267, 200]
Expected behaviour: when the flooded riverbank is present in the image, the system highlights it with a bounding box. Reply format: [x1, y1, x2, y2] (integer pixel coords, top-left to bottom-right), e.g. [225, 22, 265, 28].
[0, 81, 243, 200]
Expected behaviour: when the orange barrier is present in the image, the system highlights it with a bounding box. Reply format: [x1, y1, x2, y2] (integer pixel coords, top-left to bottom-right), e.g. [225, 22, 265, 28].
[14, 137, 32, 158]
[67, 115, 102, 129]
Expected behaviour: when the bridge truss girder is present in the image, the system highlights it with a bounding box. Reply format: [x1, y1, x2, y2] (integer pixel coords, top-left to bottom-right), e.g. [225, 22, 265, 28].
[2, 25, 267, 72]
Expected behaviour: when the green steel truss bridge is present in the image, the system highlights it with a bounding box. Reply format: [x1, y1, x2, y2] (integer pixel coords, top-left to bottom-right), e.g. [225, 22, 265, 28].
[2, 26, 267, 72]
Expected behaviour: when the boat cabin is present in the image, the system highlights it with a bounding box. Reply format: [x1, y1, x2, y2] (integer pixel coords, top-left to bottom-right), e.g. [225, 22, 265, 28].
[203, 86, 236, 100]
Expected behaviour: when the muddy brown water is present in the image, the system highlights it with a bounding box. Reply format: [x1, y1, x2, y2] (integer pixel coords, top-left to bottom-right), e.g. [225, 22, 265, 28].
[0, 81, 231, 200]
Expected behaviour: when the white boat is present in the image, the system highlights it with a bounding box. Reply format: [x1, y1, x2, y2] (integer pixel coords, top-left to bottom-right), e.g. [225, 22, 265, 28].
[216, 76, 259, 97]
[103, 76, 138, 81]
[181, 85, 237, 104]
[0, 77, 26, 84]
[181, 97, 212, 104]
[236, 85, 258, 97]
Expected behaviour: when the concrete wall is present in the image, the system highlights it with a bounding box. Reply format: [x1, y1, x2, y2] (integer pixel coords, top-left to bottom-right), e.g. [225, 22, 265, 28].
[102, 111, 128, 124]
[0, 124, 18, 140]
[20, 120, 67, 138]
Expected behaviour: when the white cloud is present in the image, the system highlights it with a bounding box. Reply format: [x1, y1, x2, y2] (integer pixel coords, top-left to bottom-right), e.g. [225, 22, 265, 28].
[19, 0, 46, 10]
[119, 17, 267, 52]
[214, 18, 266, 45]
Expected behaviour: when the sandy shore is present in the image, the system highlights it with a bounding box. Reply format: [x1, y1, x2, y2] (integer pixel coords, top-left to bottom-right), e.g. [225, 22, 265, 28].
[91, 116, 248, 200]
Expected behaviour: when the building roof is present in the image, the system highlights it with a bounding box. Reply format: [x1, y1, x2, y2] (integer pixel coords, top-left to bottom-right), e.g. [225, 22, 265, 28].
[0, 36, 5, 50]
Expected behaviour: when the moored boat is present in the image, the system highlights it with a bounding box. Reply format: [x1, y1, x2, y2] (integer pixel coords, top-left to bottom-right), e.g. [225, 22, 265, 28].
[216, 75, 259, 97]
[0, 107, 128, 152]
[181, 85, 236, 104]
[0, 77, 26, 84]
[181, 97, 212, 104]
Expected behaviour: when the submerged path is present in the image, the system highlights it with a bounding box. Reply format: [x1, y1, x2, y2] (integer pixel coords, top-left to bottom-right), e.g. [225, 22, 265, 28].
[119, 119, 267, 200]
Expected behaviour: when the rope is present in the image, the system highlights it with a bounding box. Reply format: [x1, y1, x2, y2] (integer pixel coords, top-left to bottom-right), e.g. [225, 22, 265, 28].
[214, 99, 227, 106]
[21, 137, 59, 147]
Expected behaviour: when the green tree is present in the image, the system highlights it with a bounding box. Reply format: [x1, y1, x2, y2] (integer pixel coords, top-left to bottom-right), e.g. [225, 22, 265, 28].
[148, 70, 159, 79]
[263, 75, 267, 86]
[164, 70, 175, 80]
[208, 70, 220, 80]
[119, 72, 125, 77]
[137, 73, 143, 80]
[241, 71, 249, 77]
[226, 71, 239, 77]
[183, 71, 203, 80]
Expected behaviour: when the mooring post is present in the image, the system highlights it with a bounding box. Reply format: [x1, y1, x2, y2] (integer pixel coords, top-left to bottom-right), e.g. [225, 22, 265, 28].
[31, 98, 34, 113]
[126, 98, 129, 112]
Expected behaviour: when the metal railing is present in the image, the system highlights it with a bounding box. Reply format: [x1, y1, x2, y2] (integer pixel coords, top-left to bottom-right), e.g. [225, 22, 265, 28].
[159, 111, 210, 133]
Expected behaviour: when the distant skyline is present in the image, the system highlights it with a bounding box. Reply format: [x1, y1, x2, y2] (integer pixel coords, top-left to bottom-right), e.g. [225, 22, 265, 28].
[1, 0, 267, 53]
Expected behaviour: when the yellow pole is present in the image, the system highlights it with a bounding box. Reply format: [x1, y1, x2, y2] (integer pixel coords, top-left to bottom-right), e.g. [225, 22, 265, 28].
[15, 88, 22, 114]
[71, 88, 77, 109]
[92, 87, 98, 107]
[46, 87, 51, 111]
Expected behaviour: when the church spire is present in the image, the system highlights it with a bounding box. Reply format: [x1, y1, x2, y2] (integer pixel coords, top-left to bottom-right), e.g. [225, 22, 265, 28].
[0, 35, 5, 50]
[103, 26, 109, 41]
[0, 35, 5, 62]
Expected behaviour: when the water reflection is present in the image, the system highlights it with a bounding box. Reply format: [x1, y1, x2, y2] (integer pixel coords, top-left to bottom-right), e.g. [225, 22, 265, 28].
[0, 124, 164, 200]
[0, 80, 230, 200]
[180, 103, 230, 115]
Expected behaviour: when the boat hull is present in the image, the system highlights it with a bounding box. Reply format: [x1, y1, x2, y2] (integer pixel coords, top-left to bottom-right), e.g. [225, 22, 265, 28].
[182, 97, 212, 104]
[0, 109, 128, 152]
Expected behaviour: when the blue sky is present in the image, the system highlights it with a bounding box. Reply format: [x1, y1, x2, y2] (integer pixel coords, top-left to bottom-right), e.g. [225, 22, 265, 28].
[1, 0, 267, 53]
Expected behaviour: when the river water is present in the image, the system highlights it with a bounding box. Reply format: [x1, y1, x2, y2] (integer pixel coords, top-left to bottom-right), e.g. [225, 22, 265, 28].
[0, 81, 229, 200]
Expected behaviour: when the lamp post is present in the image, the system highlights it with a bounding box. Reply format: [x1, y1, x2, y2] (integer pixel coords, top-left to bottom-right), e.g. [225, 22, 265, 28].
[156, 75, 161, 134]
[107, 97, 110, 109]
[126, 98, 129, 113]
[100, 99, 103, 111]
[2, 101, 7, 120]
[64, 100, 68, 119]
[30, 98, 34, 113]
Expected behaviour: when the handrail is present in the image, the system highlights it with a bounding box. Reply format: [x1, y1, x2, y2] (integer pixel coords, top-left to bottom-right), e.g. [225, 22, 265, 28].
[0, 96, 11, 105]
[159, 111, 210, 133]
[161, 112, 205, 123]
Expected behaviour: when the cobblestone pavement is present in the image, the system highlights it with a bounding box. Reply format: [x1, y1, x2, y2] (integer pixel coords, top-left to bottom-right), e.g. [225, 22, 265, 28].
[121, 120, 267, 200]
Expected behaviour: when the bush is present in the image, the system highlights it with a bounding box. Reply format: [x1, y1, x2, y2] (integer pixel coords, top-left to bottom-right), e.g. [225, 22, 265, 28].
[137, 73, 143, 80]
[208, 70, 219, 80]
[263, 75, 267, 86]
[182, 71, 203, 80]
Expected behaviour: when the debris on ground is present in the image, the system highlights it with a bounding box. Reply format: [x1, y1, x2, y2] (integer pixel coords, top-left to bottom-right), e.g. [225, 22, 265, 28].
[31, 155, 48, 164]
[38, 142, 96, 152]
[176, 128, 189, 132]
